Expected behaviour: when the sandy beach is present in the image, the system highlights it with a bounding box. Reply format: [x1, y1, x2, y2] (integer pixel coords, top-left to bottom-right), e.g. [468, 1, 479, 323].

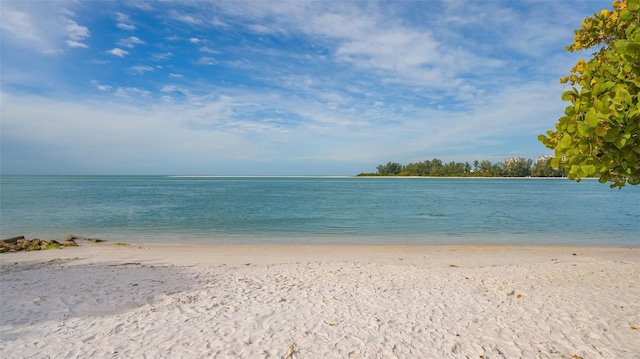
[1, 243, 638, 358]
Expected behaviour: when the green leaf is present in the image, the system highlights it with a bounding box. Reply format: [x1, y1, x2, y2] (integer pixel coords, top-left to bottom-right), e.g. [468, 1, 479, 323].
[561, 90, 575, 101]
[582, 165, 597, 175]
[578, 122, 591, 136]
[604, 127, 621, 142]
[620, 10, 633, 22]
[585, 110, 599, 127]
[560, 134, 573, 148]
[595, 126, 608, 136]
[594, 99, 604, 111]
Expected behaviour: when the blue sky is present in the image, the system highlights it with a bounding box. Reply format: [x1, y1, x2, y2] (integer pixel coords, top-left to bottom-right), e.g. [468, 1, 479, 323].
[1, 0, 611, 175]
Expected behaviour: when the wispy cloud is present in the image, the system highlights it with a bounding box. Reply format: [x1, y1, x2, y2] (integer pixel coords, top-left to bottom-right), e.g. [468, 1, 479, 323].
[152, 52, 174, 61]
[169, 10, 202, 25]
[130, 65, 154, 74]
[0, 9, 42, 44]
[118, 36, 144, 48]
[65, 20, 89, 48]
[107, 48, 129, 57]
[90, 80, 112, 91]
[199, 47, 219, 54]
[115, 87, 151, 98]
[115, 12, 136, 31]
[196, 57, 217, 65]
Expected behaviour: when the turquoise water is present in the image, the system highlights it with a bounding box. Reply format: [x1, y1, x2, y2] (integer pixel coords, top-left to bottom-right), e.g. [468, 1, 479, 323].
[1, 176, 638, 246]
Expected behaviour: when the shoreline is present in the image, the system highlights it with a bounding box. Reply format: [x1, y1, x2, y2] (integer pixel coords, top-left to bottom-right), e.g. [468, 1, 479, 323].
[2, 241, 639, 266]
[2, 243, 639, 358]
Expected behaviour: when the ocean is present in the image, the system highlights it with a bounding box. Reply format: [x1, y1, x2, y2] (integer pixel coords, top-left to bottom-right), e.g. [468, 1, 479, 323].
[1, 176, 638, 246]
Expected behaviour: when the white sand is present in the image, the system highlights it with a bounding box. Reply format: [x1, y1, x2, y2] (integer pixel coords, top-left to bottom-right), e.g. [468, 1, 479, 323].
[1, 243, 639, 358]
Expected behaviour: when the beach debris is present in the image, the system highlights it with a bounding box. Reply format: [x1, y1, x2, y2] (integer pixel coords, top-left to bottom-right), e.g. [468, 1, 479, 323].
[1, 235, 25, 244]
[507, 291, 515, 296]
[69, 234, 104, 243]
[631, 326, 637, 330]
[284, 344, 295, 359]
[449, 264, 458, 267]
[517, 294, 522, 299]
[572, 355, 584, 359]
[109, 262, 141, 266]
[324, 321, 336, 326]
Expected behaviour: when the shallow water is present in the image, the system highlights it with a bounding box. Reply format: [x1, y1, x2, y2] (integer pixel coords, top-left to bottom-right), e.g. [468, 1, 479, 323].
[1, 176, 638, 246]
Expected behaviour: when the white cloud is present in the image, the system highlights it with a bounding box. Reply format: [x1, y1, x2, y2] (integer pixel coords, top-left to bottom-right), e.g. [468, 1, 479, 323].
[248, 23, 280, 34]
[116, 12, 129, 22]
[200, 47, 219, 54]
[0, 2, 92, 54]
[66, 40, 88, 48]
[211, 17, 230, 28]
[117, 23, 136, 31]
[130, 65, 154, 74]
[65, 20, 89, 48]
[196, 57, 217, 65]
[60, 8, 76, 17]
[152, 52, 174, 61]
[118, 36, 144, 48]
[107, 48, 129, 57]
[115, 12, 136, 30]
[189, 37, 202, 44]
[0, 9, 41, 44]
[170, 10, 203, 25]
[114, 87, 151, 98]
[160, 85, 189, 96]
[1, 92, 266, 174]
[90, 80, 112, 91]
[160, 85, 178, 92]
[169, 73, 183, 78]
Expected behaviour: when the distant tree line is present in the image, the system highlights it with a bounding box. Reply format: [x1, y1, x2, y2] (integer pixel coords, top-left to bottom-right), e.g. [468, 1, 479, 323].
[358, 157, 570, 177]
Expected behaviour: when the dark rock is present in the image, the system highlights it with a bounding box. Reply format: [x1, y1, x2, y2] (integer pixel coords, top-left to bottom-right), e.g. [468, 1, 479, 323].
[67, 234, 78, 240]
[16, 239, 31, 250]
[63, 239, 78, 247]
[3, 243, 19, 251]
[49, 240, 61, 245]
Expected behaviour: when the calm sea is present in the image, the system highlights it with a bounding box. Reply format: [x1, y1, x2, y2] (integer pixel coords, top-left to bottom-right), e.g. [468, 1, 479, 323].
[1, 176, 638, 246]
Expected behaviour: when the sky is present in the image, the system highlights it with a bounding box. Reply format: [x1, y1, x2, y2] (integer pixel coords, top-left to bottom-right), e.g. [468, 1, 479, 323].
[0, 0, 612, 175]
